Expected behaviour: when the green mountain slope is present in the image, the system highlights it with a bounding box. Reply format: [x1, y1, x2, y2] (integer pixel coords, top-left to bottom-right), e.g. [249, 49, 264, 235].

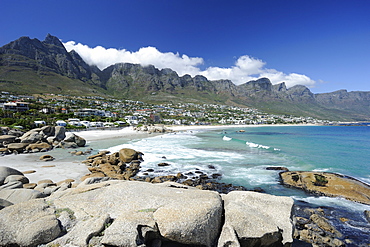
[1, 34, 370, 121]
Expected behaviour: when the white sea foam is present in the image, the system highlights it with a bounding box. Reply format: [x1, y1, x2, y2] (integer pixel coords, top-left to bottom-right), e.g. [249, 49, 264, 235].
[292, 196, 370, 212]
[223, 136, 232, 141]
[246, 141, 270, 149]
[312, 168, 332, 172]
[223, 165, 279, 186]
[106, 132, 248, 178]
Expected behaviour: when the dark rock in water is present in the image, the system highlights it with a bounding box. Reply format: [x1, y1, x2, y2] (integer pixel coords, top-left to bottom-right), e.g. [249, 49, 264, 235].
[293, 207, 344, 246]
[211, 173, 222, 179]
[151, 175, 177, 183]
[365, 210, 370, 223]
[208, 165, 216, 170]
[146, 168, 154, 172]
[157, 162, 170, 167]
[252, 187, 265, 193]
[266, 166, 289, 171]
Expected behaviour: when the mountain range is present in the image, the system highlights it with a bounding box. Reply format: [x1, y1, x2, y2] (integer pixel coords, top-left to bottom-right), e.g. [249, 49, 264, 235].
[1, 34, 369, 121]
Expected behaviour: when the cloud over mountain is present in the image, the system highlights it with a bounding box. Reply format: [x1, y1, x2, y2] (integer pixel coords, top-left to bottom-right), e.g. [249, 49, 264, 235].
[63, 41, 315, 88]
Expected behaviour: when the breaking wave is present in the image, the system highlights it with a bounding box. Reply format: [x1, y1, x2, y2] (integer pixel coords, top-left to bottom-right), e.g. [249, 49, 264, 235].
[246, 141, 280, 151]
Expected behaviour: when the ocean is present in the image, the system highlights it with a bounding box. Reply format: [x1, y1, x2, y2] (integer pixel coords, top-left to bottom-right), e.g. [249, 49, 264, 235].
[90, 125, 370, 244]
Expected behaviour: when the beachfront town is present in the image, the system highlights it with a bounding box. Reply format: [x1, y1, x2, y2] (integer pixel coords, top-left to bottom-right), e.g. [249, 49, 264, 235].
[0, 92, 330, 129]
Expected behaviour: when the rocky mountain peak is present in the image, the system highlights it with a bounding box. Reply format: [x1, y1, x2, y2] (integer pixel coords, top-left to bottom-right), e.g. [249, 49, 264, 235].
[273, 82, 287, 92]
[43, 34, 64, 47]
[240, 77, 273, 92]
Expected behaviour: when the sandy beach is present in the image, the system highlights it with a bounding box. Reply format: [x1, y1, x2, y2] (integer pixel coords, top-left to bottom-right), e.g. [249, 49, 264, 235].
[1, 127, 144, 184]
[1, 124, 317, 184]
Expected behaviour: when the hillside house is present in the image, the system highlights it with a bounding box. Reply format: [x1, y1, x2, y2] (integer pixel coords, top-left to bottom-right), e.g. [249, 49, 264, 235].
[3, 102, 30, 112]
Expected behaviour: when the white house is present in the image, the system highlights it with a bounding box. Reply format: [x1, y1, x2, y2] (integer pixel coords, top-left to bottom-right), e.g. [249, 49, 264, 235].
[124, 116, 139, 125]
[56, 120, 67, 127]
[34, 120, 46, 126]
[67, 118, 81, 126]
[80, 121, 91, 128]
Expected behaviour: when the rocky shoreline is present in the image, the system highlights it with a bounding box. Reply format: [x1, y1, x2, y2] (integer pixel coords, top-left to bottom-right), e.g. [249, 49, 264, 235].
[279, 171, 370, 205]
[1, 126, 370, 246]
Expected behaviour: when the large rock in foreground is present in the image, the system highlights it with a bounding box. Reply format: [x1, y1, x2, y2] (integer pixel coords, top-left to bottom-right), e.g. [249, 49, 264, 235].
[218, 191, 294, 247]
[50, 180, 223, 247]
[0, 199, 61, 247]
[0, 180, 295, 246]
[280, 171, 370, 205]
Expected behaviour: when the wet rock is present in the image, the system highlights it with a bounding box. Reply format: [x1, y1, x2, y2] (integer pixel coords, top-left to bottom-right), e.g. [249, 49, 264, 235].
[365, 210, 370, 223]
[212, 173, 222, 179]
[280, 171, 370, 205]
[266, 166, 289, 171]
[0, 135, 17, 144]
[26, 142, 52, 152]
[119, 148, 143, 163]
[208, 165, 216, 170]
[0, 147, 10, 154]
[64, 133, 86, 147]
[37, 179, 55, 185]
[294, 208, 344, 247]
[7, 143, 29, 153]
[151, 175, 177, 183]
[22, 170, 36, 174]
[40, 154, 55, 161]
[157, 162, 170, 167]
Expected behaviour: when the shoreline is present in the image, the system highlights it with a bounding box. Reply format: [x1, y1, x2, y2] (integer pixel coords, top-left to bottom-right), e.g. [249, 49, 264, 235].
[165, 123, 319, 131]
[1, 123, 317, 184]
[1, 126, 147, 184]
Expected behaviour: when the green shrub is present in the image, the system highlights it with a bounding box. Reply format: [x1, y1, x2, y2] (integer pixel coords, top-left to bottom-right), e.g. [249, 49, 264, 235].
[314, 174, 328, 186]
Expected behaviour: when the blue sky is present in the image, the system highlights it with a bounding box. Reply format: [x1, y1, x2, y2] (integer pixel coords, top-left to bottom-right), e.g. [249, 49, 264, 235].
[1, 0, 369, 93]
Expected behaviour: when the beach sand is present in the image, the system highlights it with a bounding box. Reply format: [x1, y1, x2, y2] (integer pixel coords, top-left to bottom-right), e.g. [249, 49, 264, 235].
[1, 127, 144, 184]
[1, 124, 316, 184]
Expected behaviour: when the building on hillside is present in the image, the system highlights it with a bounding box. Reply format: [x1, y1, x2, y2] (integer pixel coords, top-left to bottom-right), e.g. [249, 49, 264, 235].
[150, 114, 161, 123]
[74, 108, 106, 117]
[56, 120, 67, 127]
[124, 116, 139, 125]
[34, 120, 46, 126]
[3, 102, 30, 112]
[67, 118, 82, 126]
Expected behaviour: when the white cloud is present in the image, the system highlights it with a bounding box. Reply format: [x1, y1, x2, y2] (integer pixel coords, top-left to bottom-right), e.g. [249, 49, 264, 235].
[63, 41, 316, 88]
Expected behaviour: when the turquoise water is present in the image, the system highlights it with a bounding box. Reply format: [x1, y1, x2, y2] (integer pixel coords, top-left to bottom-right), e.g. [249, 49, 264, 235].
[105, 126, 370, 203]
[94, 125, 370, 243]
